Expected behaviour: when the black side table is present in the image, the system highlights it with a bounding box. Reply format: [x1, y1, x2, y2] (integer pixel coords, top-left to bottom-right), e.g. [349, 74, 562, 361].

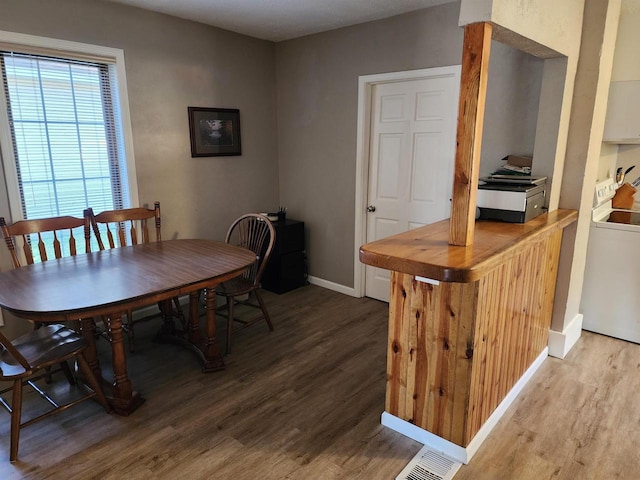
[261, 219, 306, 294]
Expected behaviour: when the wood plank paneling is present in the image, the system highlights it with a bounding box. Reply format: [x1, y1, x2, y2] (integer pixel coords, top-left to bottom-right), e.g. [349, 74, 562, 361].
[386, 272, 411, 419]
[386, 273, 477, 445]
[385, 230, 566, 447]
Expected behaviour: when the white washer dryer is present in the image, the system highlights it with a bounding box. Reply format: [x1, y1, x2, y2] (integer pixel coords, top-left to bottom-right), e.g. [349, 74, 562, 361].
[581, 178, 640, 343]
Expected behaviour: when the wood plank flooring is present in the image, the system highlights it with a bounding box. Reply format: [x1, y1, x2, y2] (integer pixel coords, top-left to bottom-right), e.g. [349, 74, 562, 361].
[456, 329, 640, 480]
[0, 286, 419, 479]
[0, 285, 639, 479]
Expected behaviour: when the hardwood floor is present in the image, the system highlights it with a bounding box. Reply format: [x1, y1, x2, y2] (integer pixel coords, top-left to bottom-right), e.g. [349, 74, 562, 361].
[0, 285, 639, 479]
[456, 329, 640, 480]
[0, 285, 420, 479]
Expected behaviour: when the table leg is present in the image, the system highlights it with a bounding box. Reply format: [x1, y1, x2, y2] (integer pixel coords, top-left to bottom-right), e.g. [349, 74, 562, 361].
[188, 291, 202, 345]
[157, 299, 177, 336]
[79, 318, 103, 383]
[105, 313, 144, 415]
[202, 287, 225, 372]
[155, 290, 225, 372]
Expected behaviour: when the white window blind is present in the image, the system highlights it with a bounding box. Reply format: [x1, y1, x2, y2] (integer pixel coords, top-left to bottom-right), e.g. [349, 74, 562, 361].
[0, 51, 131, 221]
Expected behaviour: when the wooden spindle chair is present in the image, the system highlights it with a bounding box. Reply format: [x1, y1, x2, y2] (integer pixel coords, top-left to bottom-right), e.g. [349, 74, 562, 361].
[84, 202, 185, 351]
[216, 213, 275, 354]
[0, 216, 111, 461]
[0, 214, 88, 382]
[0, 325, 111, 461]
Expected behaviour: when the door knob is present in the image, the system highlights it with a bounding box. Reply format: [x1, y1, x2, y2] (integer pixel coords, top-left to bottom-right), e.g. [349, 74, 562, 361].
[367, 205, 376, 212]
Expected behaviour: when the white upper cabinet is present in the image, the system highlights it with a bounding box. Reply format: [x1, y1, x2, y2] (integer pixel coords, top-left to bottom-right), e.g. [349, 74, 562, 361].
[603, 81, 640, 144]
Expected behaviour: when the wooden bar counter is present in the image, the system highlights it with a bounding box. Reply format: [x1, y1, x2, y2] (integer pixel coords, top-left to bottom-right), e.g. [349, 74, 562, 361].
[359, 209, 577, 461]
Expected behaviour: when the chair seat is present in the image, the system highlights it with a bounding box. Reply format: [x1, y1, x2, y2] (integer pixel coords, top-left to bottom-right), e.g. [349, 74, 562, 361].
[0, 325, 86, 380]
[216, 276, 256, 297]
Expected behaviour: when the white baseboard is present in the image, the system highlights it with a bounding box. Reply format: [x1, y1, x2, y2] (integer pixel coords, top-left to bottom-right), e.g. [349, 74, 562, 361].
[307, 275, 357, 297]
[548, 313, 583, 359]
[382, 347, 549, 464]
[382, 412, 468, 463]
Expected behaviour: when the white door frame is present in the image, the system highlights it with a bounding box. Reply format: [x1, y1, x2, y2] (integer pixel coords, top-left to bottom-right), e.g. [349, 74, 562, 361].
[353, 65, 461, 298]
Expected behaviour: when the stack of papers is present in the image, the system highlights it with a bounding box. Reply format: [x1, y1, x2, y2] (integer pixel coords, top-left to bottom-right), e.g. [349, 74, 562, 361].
[491, 154, 533, 176]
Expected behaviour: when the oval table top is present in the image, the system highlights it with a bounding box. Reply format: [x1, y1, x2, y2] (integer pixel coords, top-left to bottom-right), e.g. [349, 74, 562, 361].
[0, 239, 256, 320]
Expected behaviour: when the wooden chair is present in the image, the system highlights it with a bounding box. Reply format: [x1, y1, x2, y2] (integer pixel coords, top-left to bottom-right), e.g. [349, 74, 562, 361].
[84, 202, 162, 252]
[216, 213, 275, 354]
[0, 214, 89, 382]
[0, 216, 110, 461]
[84, 202, 185, 351]
[0, 215, 86, 268]
[0, 324, 111, 461]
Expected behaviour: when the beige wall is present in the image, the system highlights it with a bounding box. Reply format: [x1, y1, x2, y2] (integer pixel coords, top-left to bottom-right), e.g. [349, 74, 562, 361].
[460, 0, 585, 57]
[481, 41, 544, 177]
[611, 0, 640, 82]
[0, 0, 278, 244]
[553, 0, 621, 340]
[275, 2, 464, 288]
[607, 0, 640, 197]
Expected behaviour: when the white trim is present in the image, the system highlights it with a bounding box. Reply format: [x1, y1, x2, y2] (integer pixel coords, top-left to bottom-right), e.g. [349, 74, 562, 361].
[382, 347, 549, 464]
[0, 31, 128, 62]
[382, 412, 467, 464]
[415, 276, 440, 286]
[354, 65, 461, 299]
[0, 30, 139, 221]
[111, 50, 140, 208]
[307, 275, 358, 297]
[0, 74, 20, 218]
[548, 314, 583, 359]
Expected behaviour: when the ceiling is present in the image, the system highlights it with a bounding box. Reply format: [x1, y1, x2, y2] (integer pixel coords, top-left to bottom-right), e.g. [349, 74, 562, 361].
[104, 0, 456, 42]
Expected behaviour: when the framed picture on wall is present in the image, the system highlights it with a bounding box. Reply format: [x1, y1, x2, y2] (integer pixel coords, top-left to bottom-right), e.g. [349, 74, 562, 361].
[188, 107, 241, 157]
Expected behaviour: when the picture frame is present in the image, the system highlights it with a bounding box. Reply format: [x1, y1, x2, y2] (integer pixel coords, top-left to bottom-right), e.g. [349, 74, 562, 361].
[188, 107, 241, 157]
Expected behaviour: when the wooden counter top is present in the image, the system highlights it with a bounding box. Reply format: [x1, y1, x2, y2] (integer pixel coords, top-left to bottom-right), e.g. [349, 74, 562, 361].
[359, 209, 577, 283]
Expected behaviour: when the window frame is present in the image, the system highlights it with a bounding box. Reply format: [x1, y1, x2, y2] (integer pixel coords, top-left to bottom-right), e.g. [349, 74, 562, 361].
[0, 30, 139, 222]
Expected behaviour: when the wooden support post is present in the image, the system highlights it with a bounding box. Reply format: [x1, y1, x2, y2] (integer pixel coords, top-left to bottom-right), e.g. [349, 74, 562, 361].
[449, 22, 492, 246]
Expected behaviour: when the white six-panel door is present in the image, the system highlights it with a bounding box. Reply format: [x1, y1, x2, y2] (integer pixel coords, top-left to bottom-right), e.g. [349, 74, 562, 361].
[365, 72, 460, 302]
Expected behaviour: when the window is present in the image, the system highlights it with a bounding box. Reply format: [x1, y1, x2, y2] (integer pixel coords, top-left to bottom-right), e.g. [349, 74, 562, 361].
[0, 33, 137, 264]
[1, 52, 130, 220]
[0, 32, 138, 222]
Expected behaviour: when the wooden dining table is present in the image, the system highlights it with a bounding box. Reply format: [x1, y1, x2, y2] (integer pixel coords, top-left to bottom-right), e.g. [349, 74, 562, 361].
[0, 239, 256, 415]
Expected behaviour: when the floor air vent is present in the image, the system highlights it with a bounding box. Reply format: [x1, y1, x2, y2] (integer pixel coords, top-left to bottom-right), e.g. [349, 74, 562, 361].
[396, 445, 462, 480]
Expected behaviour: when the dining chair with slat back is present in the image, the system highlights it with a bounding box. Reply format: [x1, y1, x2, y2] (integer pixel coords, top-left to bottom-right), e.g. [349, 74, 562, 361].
[84, 202, 185, 351]
[216, 213, 275, 354]
[0, 215, 89, 382]
[0, 215, 111, 461]
[0, 325, 111, 461]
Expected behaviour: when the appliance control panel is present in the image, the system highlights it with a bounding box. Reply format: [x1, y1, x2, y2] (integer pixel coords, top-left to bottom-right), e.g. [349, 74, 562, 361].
[594, 178, 617, 206]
